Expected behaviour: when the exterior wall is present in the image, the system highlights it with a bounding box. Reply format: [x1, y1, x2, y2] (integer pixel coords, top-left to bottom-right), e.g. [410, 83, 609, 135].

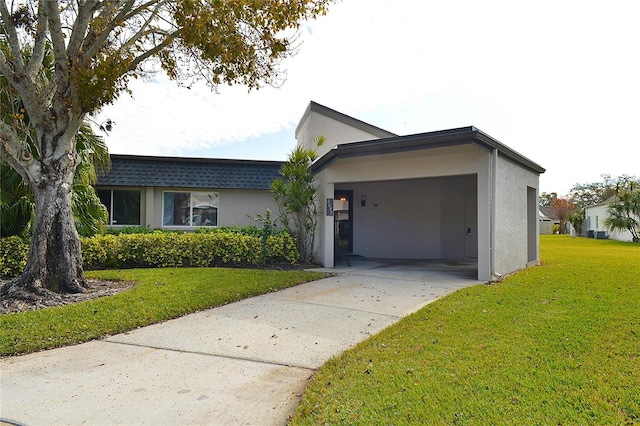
[539, 218, 553, 235]
[494, 156, 541, 276]
[98, 186, 278, 230]
[296, 109, 387, 158]
[338, 179, 444, 259]
[334, 175, 477, 260]
[585, 203, 636, 241]
[151, 187, 278, 229]
[313, 144, 492, 280]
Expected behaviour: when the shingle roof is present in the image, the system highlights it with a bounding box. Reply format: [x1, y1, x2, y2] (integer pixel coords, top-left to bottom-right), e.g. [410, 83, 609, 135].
[97, 155, 283, 190]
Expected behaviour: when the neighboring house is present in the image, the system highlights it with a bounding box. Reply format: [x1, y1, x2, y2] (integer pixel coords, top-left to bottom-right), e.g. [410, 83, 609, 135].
[98, 101, 546, 281]
[96, 156, 282, 229]
[539, 206, 558, 234]
[584, 196, 636, 241]
[539, 208, 555, 235]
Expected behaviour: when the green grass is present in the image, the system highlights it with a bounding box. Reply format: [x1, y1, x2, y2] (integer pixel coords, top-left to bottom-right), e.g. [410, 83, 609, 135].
[291, 236, 640, 425]
[1, 268, 324, 356]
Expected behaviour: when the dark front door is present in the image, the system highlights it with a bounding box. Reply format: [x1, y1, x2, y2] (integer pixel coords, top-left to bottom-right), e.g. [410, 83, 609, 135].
[334, 190, 353, 255]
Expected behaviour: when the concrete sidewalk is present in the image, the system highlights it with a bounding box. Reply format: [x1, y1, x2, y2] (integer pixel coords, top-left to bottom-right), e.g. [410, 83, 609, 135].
[0, 260, 482, 426]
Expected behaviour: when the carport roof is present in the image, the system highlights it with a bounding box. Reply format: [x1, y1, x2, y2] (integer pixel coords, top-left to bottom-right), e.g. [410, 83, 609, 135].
[311, 126, 546, 174]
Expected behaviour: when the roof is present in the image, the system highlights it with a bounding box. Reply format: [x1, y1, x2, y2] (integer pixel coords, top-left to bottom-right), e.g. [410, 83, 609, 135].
[585, 195, 617, 209]
[97, 155, 283, 190]
[295, 101, 398, 140]
[310, 126, 546, 175]
[539, 206, 559, 220]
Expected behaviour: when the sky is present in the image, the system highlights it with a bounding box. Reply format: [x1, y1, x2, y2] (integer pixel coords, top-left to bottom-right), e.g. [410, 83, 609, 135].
[96, 0, 640, 195]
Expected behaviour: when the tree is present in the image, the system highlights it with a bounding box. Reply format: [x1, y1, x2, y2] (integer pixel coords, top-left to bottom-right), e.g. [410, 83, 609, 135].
[539, 192, 557, 207]
[1, 123, 110, 238]
[0, 1, 331, 299]
[550, 196, 576, 235]
[603, 186, 640, 242]
[271, 136, 324, 263]
[569, 174, 639, 211]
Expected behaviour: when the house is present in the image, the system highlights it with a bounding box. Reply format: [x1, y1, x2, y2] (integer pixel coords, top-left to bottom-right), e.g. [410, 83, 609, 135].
[297, 102, 545, 281]
[98, 101, 546, 281]
[584, 196, 636, 241]
[538, 206, 558, 234]
[96, 156, 282, 229]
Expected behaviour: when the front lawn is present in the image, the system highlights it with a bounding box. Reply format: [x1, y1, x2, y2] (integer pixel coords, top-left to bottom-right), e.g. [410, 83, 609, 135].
[291, 236, 640, 425]
[1, 268, 324, 356]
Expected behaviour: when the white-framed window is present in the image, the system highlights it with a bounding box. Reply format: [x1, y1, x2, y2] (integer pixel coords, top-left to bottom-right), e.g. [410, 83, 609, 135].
[97, 189, 141, 226]
[163, 191, 218, 227]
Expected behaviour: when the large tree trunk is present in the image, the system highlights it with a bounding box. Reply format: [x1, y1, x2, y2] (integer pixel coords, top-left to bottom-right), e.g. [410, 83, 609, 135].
[2, 158, 87, 300]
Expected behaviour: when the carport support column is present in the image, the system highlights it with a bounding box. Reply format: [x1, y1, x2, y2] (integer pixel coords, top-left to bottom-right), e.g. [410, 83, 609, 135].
[320, 182, 335, 267]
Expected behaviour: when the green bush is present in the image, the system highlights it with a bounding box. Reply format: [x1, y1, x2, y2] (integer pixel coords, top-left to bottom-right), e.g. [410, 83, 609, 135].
[0, 236, 29, 277]
[0, 230, 299, 278]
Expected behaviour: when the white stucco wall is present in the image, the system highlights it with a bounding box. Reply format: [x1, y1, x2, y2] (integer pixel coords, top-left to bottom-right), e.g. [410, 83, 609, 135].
[493, 156, 540, 276]
[295, 109, 387, 158]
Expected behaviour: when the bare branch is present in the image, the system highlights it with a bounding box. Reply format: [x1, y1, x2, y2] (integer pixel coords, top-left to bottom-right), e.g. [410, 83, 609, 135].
[44, 1, 71, 97]
[0, 1, 26, 75]
[118, 1, 164, 54]
[26, 0, 49, 79]
[79, 0, 136, 64]
[67, 0, 101, 60]
[125, 31, 177, 73]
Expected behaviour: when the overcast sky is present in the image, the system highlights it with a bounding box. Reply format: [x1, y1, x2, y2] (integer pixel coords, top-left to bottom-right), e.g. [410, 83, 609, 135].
[96, 0, 640, 195]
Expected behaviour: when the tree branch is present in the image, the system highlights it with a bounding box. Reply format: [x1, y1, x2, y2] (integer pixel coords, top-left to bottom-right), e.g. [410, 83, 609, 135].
[79, 0, 135, 64]
[45, 1, 71, 84]
[0, 1, 26, 75]
[25, 0, 49, 79]
[0, 120, 39, 184]
[125, 31, 177, 73]
[67, 0, 101, 60]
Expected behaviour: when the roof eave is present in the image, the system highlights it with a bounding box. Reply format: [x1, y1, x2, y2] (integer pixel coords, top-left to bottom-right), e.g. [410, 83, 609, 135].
[311, 127, 546, 175]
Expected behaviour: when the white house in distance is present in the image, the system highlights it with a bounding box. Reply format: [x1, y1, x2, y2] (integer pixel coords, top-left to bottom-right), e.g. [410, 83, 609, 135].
[584, 196, 636, 241]
[97, 101, 546, 281]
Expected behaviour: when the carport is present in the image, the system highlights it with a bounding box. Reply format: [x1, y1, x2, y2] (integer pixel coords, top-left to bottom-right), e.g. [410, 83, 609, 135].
[296, 102, 545, 282]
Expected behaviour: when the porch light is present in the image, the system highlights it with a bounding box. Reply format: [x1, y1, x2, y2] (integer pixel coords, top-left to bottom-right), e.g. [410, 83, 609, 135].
[361, 195, 366, 207]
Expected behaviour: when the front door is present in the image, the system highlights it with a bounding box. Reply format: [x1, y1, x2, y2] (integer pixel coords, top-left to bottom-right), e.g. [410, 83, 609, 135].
[334, 190, 353, 255]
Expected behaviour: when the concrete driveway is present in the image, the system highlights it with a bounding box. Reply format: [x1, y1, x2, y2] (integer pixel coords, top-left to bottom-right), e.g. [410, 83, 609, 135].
[0, 260, 482, 426]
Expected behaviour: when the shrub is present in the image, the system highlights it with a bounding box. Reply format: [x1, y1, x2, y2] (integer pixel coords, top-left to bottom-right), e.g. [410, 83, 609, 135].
[1, 230, 300, 278]
[0, 236, 29, 277]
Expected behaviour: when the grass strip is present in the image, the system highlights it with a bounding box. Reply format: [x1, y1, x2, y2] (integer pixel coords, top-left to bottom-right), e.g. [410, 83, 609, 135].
[291, 236, 640, 425]
[1, 268, 324, 356]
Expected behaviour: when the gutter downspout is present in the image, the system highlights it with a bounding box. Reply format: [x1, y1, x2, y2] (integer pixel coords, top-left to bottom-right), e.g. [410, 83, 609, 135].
[490, 148, 502, 281]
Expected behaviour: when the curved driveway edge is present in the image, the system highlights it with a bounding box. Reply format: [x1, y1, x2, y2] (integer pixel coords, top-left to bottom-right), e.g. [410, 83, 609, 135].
[0, 260, 482, 425]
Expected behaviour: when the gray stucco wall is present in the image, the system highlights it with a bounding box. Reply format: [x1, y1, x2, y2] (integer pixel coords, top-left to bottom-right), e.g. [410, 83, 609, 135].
[494, 156, 540, 276]
[334, 175, 477, 260]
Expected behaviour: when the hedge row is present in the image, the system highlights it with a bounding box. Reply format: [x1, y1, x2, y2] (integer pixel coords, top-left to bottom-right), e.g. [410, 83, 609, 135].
[0, 231, 299, 278]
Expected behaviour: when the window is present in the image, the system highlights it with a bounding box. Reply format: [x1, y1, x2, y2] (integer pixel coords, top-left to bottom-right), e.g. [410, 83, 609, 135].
[163, 192, 218, 227]
[97, 189, 141, 225]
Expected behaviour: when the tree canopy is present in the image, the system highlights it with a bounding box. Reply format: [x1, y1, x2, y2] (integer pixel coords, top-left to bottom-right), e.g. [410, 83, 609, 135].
[0, 0, 330, 181]
[0, 0, 332, 297]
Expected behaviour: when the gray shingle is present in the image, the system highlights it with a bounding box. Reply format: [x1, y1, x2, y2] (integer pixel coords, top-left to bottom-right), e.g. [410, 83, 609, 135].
[97, 155, 283, 190]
